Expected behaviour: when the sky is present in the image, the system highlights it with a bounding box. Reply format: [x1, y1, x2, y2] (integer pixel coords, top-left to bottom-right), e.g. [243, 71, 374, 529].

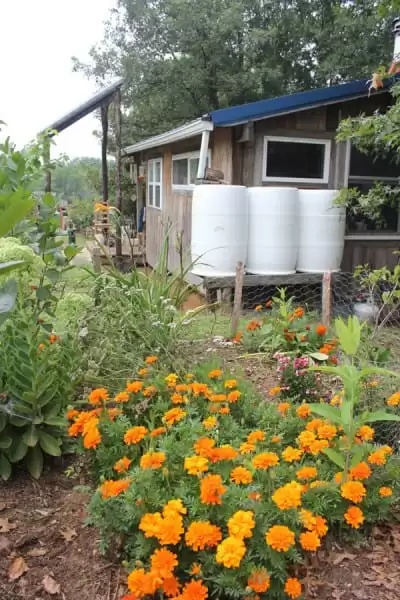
[1, 0, 117, 158]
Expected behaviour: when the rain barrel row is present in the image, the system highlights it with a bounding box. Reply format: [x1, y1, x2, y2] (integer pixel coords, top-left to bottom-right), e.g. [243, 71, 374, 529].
[191, 185, 346, 277]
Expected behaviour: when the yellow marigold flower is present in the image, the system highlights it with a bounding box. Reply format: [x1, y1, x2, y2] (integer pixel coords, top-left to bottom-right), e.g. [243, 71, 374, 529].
[115, 391, 130, 403]
[296, 466, 318, 480]
[163, 407, 186, 426]
[127, 568, 162, 597]
[387, 392, 400, 407]
[230, 466, 253, 484]
[240, 441, 255, 454]
[126, 381, 143, 393]
[94, 202, 112, 212]
[171, 393, 188, 405]
[138, 367, 148, 377]
[247, 568, 271, 593]
[271, 435, 281, 443]
[150, 548, 178, 579]
[334, 472, 344, 484]
[185, 373, 194, 380]
[224, 379, 238, 389]
[124, 426, 148, 445]
[282, 446, 303, 462]
[379, 486, 393, 497]
[165, 373, 178, 388]
[150, 426, 167, 438]
[181, 579, 208, 600]
[190, 563, 202, 576]
[145, 355, 158, 364]
[185, 521, 222, 551]
[341, 481, 366, 503]
[265, 525, 295, 552]
[368, 449, 387, 466]
[203, 416, 217, 430]
[300, 530, 321, 551]
[100, 478, 130, 499]
[252, 452, 279, 470]
[200, 474, 226, 505]
[143, 385, 157, 397]
[268, 386, 281, 396]
[277, 402, 291, 415]
[88, 387, 109, 405]
[247, 430, 265, 443]
[309, 480, 328, 489]
[208, 369, 222, 379]
[227, 390, 241, 403]
[381, 445, 393, 455]
[330, 394, 342, 406]
[162, 576, 181, 598]
[272, 481, 303, 510]
[216, 536, 246, 568]
[114, 457, 132, 473]
[297, 404, 311, 418]
[306, 418, 324, 432]
[194, 437, 216, 457]
[317, 423, 337, 440]
[298, 430, 317, 450]
[285, 578, 302, 599]
[140, 452, 166, 469]
[184, 456, 209, 476]
[344, 505, 364, 529]
[163, 499, 187, 518]
[308, 439, 329, 455]
[227, 510, 255, 539]
[255, 304, 263, 312]
[357, 425, 374, 441]
[349, 462, 371, 481]
[299, 509, 316, 529]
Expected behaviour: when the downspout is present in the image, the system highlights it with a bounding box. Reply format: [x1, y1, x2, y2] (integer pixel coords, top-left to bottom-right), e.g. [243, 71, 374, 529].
[197, 127, 211, 180]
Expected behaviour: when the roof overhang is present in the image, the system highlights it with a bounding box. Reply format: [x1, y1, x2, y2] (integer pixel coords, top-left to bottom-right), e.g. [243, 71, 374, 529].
[123, 118, 214, 155]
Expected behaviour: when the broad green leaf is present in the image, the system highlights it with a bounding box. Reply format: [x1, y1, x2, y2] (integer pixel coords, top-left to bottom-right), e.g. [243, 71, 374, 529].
[64, 245, 81, 260]
[363, 411, 400, 423]
[44, 416, 66, 428]
[36, 287, 51, 301]
[0, 413, 6, 433]
[309, 352, 329, 361]
[26, 445, 44, 479]
[0, 191, 35, 237]
[0, 453, 12, 480]
[322, 448, 345, 469]
[335, 316, 363, 355]
[8, 438, 28, 462]
[9, 416, 29, 428]
[0, 279, 17, 317]
[360, 366, 400, 380]
[0, 435, 12, 449]
[340, 401, 352, 429]
[308, 403, 342, 425]
[22, 424, 38, 447]
[350, 445, 366, 467]
[45, 269, 61, 284]
[39, 431, 61, 457]
[0, 260, 24, 274]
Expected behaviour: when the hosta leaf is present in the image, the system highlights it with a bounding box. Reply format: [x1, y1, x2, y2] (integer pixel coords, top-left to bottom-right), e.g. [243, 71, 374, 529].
[22, 425, 38, 447]
[322, 448, 345, 469]
[39, 431, 61, 457]
[8, 438, 28, 463]
[308, 403, 342, 425]
[26, 445, 44, 479]
[0, 453, 12, 480]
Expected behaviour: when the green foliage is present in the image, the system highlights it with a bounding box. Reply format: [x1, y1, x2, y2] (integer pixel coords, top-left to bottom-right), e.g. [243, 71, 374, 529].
[354, 263, 400, 334]
[55, 291, 94, 334]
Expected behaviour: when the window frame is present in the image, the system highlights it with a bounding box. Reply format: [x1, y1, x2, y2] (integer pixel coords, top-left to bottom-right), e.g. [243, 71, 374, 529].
[262, 135, 331, 184]
[147, 158, 163, 210]
[171, 151, 211, 190]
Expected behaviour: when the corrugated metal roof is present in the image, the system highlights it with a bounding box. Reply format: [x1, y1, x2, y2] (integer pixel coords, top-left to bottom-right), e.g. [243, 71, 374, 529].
[208, 78, 375, 126]
[41, 78, 124, 135]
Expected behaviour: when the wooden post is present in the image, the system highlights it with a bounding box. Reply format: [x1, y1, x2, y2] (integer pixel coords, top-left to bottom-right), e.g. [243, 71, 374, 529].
[114, 89, 122, 258]
[231, 262, 245, 337]
[92, 246, 102, 273]
[100, 103, 109, 244]
[322, 271, 332, 327]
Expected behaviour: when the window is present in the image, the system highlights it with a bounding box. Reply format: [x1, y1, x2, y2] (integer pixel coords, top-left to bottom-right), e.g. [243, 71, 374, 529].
[262, 136, 331, 184]
[148, 158, 162, 209]
[172, 151, 211, 189]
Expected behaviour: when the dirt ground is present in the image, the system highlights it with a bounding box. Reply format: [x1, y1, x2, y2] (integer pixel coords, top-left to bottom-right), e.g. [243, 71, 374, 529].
[2, 463, 400, 600]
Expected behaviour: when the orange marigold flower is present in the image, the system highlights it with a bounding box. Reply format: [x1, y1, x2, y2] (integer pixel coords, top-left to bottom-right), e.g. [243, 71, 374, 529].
[312, 515, 328, 537]
[115, 391, 130, 403]
[140, 452, 166, 470]
[216, 536, 246, 568]
[379, 486, 393, 497]
[208, 369, 223, 379]
[139, 512, 163, 538]
[224, 379, 238, 389]
[344, 505, 364, 529]
[88, 387, 109, 405]
[200, 474, 226, 505]
[285, 578, 302, 599]
[255, 304, 263, 312]
[368, 449, 387, 466]
[268, 386, 281, 397]
[191, 382, 210, 397]
[138, 367, 148, 377]
[309, 439, 329, 456]
[107, 407, 122, 420]
[114, 457, 132, 473]
[185, 456, 209, 476]
[294, 307, 304, 318]
[171, 393, 187, 405]
[248, 491, 261, 501]
[299, 509, 316, 529]
[181, 579, 208, 600]
[145, 355, 158, 364]
[301, 511, 328, 537]
[203, 416, 217, 429]
[150, 548, 178, 579]
[277, 402, 291, 416]
[176, 383, 189, 393]
[209, 393, 227, 403]
[282, 446, 303, 462]
[194, 437, 216, 457]
[306, 419, 324, 432]
[357, 425, 375, 441]
[272, 481, 303, 510]
[387, 392, 400, 407]
[265, 525, 295, 552]
[162, 576, 181, 597]
[83, 425, 101, 449]
[272, 435, 281, 443]
[227, 390, 241, 403]
[49, 334, 59, 344]
[316, 324, 327, 336]
[185, 521, 222, 551]
[163, 499, 187, 518]
[219, 406, 230, 414]
[209, 445, 238, 463]
[246, 319, 261, 331]
[240, 441, 255, 454]
[100, 478, 130, 499]
[38, 343, 46, 352]
[297, 404, 311, 419]
[124, 426, 148, 445]
[190, 563, 202, 576]
[127, 569, 161, 597]
[143, 385, 157, 397]
[165, 373, 178, 388]
[158, 514, 184, 546]
[341, 481, 366, 503]
[382, 445, 394, 455]
[296, 466, 318, 480]
[317, 423, 337, 440]
[248, 430, 265, 443]
[230, 466, 253, 484]
[232, 331, 243, 344]
[298, 430, 317, 450]
[349, 462, 371, 481]
[163, 407, 186, 426]
[126, 381, 143, 394]
[150, 426, 167, 438]
[66, 409, 79, 420]
[248, 569, 271, 593]
[252, 452, 279, 470]
[300, 530, 321, 551]
[266, 299, 272, 308]
[228, 510, 255, 539]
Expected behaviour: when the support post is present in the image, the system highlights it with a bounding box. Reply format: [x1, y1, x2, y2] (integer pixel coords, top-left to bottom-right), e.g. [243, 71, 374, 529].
[196, 129, 211, 180]
[92, 246, 102, 273]
[231, 262, 245, 338]
[100, 103, 109, 243]
[322, 271, 332, 327]
[114, 89, 122, 258]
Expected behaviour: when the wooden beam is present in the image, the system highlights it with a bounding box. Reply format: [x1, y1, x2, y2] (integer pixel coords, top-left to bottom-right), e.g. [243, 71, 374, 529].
[114, 89, 122, 258]
[322, 271, 333, 327]
[204, 273, 325, 289]
[231, 262, 245, 337]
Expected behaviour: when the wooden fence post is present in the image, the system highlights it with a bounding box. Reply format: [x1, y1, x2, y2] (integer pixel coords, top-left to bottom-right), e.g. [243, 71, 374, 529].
[231, 262, 245, 338]
[92, 246, 102, 273]
[322, 271, 332, 327]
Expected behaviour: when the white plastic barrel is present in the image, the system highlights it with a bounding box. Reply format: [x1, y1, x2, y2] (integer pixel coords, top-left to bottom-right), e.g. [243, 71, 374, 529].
[297, 190, 346, 273]
[246, 187, 298, 275]
[191, 185, 248, 277]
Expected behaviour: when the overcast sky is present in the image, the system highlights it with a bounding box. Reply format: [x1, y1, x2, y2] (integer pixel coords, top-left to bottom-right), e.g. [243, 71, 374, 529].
[1, 0, 117, 158]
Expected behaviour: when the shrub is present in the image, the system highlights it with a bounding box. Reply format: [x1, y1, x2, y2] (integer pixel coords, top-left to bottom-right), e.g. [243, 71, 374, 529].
[72, 346, 400, 600]
[0, 238, 44, 289]
[55, 291, 94, 334]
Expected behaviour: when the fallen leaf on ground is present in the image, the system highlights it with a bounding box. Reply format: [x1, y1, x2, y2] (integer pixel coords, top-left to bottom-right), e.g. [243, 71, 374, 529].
[0, 535, 13, 555]
[27, 547, 47, 557]
[332, 552, 357, 566]
[0, 517, 16, 533]
[8, 556, 28, 581]
[42, 574, 61, 595]
[60, 526, 77, 542]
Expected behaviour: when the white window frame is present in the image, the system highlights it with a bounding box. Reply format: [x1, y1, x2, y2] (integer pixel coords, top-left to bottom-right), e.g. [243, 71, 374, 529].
[147, 158, 162, 210]
[171, 151, 211, 190]
[262, 136, 331, 184]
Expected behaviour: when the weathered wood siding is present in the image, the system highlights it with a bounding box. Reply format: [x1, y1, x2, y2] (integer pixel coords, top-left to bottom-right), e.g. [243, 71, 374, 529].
[342, 238, 400, 271]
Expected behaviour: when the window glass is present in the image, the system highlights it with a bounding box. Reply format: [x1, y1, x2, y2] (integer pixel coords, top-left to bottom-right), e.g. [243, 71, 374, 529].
[154, 160, 161, 183]
[155, 186, 161, 208]
[172, 159, 188, 186]
[349, 148, 398, 178]
[189, 158, 199, 184]
[266, 140, 325, 180]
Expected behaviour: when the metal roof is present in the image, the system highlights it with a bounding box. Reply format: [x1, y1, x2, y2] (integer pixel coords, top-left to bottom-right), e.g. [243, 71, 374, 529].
[208, 78, 378, 126]
[41, 78, 124, 135]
